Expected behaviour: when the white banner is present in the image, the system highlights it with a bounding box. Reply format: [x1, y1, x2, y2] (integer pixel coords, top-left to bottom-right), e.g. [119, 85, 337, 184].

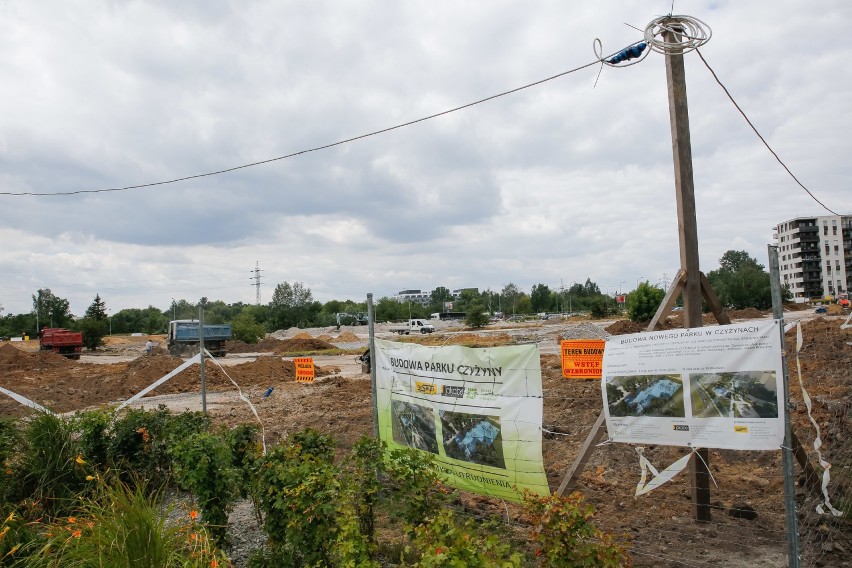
[374, 339, 549, 502]
[601, 320, 784, 450]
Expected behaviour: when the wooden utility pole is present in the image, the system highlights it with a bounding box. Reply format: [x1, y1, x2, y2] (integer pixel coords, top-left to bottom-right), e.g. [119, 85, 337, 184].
[663, 25, 711, 522]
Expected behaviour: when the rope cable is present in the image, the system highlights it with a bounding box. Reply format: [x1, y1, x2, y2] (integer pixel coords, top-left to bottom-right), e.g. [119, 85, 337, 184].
[695, 49, 840, 216]
[0, 54, 631, 198]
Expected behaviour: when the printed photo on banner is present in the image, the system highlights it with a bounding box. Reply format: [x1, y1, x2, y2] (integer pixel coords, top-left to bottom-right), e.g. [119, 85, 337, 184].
[601, 320, 785, 451]
[374, 338, 549, 502]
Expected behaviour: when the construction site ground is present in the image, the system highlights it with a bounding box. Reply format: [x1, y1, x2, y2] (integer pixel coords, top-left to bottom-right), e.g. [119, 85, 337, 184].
[0, 308, 849, 567]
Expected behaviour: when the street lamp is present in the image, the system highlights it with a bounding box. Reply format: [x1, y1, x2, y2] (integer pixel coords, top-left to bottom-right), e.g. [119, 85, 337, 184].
[619, 281, 626, 295]
[636, 276, 645, 289]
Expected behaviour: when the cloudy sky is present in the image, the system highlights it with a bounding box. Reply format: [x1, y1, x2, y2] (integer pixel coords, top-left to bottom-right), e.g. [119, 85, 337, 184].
[1, 1, 849, 316]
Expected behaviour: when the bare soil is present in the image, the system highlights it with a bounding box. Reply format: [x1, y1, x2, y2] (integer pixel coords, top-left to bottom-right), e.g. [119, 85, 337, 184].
[1, 314, 849, 567]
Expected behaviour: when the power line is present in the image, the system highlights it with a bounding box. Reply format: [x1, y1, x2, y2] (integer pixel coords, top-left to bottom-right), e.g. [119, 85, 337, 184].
[0, 58, 608, 198]
[695, 48, 839, 216]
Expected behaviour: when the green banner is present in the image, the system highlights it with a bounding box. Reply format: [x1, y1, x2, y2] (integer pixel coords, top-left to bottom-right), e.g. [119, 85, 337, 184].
[374, 339, 549, 502]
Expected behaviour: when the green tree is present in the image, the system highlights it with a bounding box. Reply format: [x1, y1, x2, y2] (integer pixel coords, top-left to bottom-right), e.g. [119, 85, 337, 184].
[374, 297, 407, 322]
[626, 282, 665, 322]
[430, 286, 452, 306]
[77, 294, 109, 350]
[465, 303, 490, 328]
[84, 294, 108, 321]
[269, 281, 315, 330]
[232, 311, 267, 344]
[32, 288, 72, 330]
[530, 283, 552, 313]
[707, 250, 772, 310]
[501, 283, 521, 315]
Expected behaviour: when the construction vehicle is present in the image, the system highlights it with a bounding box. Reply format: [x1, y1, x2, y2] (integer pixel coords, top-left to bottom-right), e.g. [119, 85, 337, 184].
[39, 328, 83, 360]
[389, 319, 435, 335]
[166, 320, 231, 357]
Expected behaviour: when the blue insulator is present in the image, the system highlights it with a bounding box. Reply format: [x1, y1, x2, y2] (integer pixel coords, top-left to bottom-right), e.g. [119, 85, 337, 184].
[262, 386, 274, 398]
[608, 42, 646, 65]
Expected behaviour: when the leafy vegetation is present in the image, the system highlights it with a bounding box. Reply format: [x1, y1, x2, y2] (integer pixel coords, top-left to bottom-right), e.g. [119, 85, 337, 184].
[0, 410, 629, 567]
[626, 281, 665, 322]
[707, 250, 776, 310]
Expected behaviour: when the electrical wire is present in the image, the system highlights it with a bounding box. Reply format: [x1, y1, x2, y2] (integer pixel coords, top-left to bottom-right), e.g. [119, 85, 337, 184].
[0, 56, 623, 198]
[695, 49, 840, 216]
[644, 14, 712, 54]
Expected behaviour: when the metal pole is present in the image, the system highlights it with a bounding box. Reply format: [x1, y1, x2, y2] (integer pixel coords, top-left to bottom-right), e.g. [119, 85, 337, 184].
[199, 304, 207, 414]
[367, 293, 379, 438]
[768, 244, 800, 568]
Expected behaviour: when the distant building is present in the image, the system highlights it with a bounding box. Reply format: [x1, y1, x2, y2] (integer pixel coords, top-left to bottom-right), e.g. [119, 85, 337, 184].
[773, 215, 852, 302]
[393, 289, 431, 306]
[451, 288, 478, 299]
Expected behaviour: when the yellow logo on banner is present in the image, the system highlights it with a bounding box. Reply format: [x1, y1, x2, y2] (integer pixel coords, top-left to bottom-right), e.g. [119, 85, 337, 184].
[415, 382, 437, 395]
[560, 339, 606, 379]
[294, 357, 315, 383]
[734, 425, 749, 433]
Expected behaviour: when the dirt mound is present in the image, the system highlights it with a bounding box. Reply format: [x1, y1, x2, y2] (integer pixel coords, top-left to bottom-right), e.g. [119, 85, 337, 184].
[604, 319, 673, 335]
[0, 343, 72, 370]
[291, 332, 313, 340]
[334, 331, 361, 342]
[274, 338, 337, 353]
[727, 307, 765, 319]
[316, 334, 333, 341]
[225, 337, 289, 353]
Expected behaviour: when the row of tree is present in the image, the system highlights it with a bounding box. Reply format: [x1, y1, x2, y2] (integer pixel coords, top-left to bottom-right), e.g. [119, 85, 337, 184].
[0, 250, 782, 345]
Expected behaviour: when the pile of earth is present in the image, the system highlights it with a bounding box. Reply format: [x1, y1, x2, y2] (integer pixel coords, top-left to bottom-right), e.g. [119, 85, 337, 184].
[0, 350, 340, 418]
[225, 337, 338, 354]
[398, 333, 515, 347]
[0, 343, 71, 371]
[273, 338, 337, 352]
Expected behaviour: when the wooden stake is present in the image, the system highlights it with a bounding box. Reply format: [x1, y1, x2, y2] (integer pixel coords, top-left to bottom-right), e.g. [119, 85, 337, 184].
[664, 25, 711, 522]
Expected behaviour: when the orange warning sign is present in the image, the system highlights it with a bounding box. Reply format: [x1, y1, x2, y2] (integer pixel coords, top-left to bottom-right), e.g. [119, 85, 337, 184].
[294, 357, 315, 383]
[560, 339, 605, 379]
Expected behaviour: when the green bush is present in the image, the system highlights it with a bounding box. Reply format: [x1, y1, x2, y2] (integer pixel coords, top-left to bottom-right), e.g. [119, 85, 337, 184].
[626, 282, 665, 322]
[413, 508, 524, 567]
[256, 433, 343, 566]
[523, 491, 631, 567]
[383, 448, 449, 532]
[169, 431, 239, 546]
[109, 406, 173, 486]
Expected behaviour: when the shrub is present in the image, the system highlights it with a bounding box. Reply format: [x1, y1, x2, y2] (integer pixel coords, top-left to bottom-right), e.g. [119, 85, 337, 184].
[413, 508, 525, 567]
[523, 491, 631, 567]
[626, 282, 665, 322]
[169, 431, 239, 546]
[256, 430, 342, 566]
[109, 406, 173, 486]
[383, 448, 449, 532]
[72, 409, 113, 471]
[346, 436, 386, 542]
[465, 304, 490, 329]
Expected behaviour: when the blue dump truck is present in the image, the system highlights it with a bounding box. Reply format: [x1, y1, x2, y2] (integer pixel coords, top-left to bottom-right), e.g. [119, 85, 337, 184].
[166, 320, 232, 358]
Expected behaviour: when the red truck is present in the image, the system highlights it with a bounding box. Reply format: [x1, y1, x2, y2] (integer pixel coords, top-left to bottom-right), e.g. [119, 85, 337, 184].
[39, 328, 83, 360]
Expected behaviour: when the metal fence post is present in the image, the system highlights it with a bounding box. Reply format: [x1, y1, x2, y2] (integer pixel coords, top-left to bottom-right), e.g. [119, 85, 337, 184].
[367, 293, 378, 438]
[768, 244, 800, 568]
[199, 304, 207, 415]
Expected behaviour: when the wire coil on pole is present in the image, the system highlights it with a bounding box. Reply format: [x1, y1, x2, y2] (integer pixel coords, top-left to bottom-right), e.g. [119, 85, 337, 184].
[644, 15, 712, 54]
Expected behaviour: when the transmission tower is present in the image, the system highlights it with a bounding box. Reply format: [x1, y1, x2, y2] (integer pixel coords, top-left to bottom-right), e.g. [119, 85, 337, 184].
[250, 261, 264, 305]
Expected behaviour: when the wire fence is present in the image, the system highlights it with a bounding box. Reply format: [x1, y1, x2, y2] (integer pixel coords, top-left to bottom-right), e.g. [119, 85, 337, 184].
[528, 315, 850, 567]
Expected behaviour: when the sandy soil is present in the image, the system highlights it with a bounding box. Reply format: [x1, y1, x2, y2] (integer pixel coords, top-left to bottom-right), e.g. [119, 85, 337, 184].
[1, 310, 849, 567]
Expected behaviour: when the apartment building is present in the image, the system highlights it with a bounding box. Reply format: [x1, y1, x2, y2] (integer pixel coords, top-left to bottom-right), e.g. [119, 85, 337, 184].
[393, 289, 432, 306]
[774, 215, 852, 302]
